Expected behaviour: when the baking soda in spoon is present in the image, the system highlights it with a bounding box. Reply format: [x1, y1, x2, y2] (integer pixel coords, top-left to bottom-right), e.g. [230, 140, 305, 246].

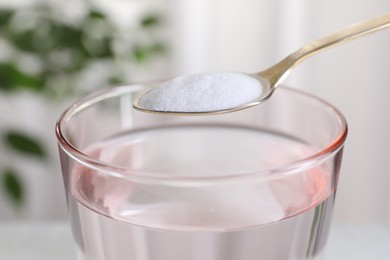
[135, 13, 390, 115]
[137, 72, 264, 113]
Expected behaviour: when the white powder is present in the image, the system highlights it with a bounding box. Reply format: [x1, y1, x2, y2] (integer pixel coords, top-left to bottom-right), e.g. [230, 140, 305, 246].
[138, 72, 263, 113]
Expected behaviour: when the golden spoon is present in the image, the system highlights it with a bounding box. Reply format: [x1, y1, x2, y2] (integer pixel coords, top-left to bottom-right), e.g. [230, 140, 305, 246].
[134, 13, 390, 115]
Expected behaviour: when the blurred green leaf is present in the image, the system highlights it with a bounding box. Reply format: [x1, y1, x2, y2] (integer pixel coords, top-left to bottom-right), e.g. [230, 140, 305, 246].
[108, 76, 123, 85]
[0, 9, 13, 25]
[2, 168, 24, 206]
[97, 37, 114, 57]
[4, 131, 46, 158]
[51, 24, 86, 52]
[133, 43, 165, 63]
[11, 30, 39, 52]
[0, 63, 43, 91]
[0, 3, 165, 98]
[141, 15, 160, 28]
[88, 10, 106, 20]
[6, 21, 56, 53]
[151, 42, 166, 54]
[133, 45, 149, 63]
[83, 37, 113, 58]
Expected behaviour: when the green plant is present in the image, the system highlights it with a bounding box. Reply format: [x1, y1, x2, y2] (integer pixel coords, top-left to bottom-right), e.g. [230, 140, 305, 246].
[0, 2, 165, 208]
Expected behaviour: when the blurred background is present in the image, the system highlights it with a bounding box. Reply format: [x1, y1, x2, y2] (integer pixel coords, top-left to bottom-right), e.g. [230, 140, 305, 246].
[0, 0, 389, 226]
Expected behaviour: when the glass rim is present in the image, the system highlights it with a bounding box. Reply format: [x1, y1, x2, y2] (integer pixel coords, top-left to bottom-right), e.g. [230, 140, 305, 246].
[55, 83, 348, 185]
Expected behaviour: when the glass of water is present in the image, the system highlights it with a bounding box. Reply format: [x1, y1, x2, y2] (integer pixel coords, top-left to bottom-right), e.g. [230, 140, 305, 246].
[56, 82, 347, 260]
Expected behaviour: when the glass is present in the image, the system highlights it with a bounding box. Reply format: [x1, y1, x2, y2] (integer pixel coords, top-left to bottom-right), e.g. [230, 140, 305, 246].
[56, 82, 347, 260]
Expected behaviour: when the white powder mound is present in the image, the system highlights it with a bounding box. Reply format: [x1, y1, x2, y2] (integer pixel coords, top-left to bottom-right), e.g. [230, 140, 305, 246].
[138, 72, 263, 112]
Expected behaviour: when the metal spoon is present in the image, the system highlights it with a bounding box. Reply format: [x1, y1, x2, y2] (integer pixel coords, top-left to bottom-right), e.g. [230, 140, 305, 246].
[134, 13, 390, 115]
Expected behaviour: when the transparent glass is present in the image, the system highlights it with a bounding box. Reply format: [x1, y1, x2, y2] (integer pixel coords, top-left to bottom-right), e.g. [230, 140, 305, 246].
[56, 83, 347, 260]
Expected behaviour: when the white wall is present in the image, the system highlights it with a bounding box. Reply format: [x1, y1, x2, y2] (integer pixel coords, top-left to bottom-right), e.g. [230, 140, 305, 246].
[168, 0, 390, 224]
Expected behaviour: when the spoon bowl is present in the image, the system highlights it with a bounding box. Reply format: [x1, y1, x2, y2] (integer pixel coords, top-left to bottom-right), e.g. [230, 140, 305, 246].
[134, 13, 390, 115]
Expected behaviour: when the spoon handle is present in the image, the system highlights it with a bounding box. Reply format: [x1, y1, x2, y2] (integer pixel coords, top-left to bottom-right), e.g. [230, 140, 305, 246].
[259, 13, 390, 87]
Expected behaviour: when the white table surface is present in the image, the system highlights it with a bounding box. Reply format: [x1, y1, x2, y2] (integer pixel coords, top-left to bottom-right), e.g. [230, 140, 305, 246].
[0, 221, 389, 260]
